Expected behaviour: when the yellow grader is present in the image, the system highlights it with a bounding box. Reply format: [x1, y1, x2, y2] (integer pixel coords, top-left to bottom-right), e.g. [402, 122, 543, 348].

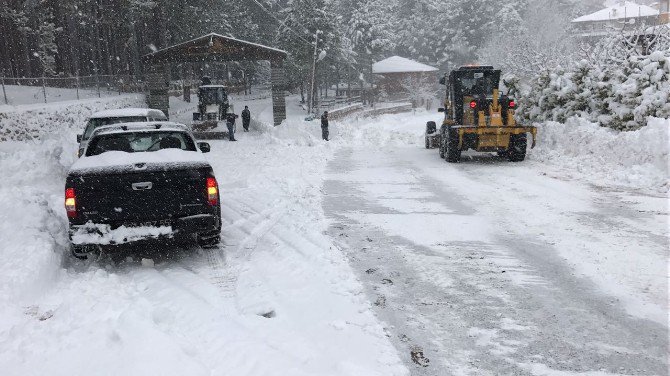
[425, 66, 537, 162]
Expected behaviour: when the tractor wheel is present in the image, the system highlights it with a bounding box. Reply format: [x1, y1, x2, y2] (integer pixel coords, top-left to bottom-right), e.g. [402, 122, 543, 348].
[508, 133, 527, 162]
[445, 128, 461, 163]
[439, 137, 445, 159]
[425, 135, 430, 149]
[71, 244, 100, 260]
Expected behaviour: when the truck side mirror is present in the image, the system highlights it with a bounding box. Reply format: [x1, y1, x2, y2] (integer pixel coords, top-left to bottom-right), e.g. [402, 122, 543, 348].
[439, 77, 446, 85]
[77, 134, 82, 143]
[437, 108, 445, 113]
[198, 142, 211, 153]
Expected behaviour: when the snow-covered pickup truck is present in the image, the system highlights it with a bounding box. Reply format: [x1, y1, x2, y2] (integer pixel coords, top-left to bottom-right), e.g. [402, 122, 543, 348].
[65, 122, 221, 259]
[76, 108, 168, 157]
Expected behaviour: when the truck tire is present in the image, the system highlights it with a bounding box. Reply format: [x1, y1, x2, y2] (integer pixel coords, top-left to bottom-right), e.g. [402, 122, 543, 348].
[425, 121, 436, 149]
[71, 244, 99, 260]
[439, 138, 445, 158]
[198, 231, 221, 248]
[445, 128, 461, 163]
[508, 133, 527, 162]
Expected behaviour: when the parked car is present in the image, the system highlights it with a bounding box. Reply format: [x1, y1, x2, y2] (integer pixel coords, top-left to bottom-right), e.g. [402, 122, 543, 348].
[77, 108, 167, 157]
[65, 121, 220, 259]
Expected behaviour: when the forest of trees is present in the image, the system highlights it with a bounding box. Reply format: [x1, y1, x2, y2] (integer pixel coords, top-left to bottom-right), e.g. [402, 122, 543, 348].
[0, 0, 599, 88]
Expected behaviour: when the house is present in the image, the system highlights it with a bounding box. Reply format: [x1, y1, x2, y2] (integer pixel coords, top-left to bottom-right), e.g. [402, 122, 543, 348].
[372, 56, 438, 101]
[571, 1, 661, 38]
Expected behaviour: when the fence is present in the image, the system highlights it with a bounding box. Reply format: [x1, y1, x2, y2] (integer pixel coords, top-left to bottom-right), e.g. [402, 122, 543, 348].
[317, 95, 362, 111]
[1, 75, 145, 106]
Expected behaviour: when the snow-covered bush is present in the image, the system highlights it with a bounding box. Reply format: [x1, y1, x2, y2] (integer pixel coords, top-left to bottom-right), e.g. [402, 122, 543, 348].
[520, 34, 670, 130]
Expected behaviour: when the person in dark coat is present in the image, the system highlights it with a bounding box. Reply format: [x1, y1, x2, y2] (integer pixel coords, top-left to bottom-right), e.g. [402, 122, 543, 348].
[321, 111, 329, 141]
[241, 106, 251, 132]
[226, 111, 238, 141]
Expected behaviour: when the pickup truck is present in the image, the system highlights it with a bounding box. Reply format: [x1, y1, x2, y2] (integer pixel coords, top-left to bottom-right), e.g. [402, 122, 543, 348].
[65, 122, 221, 259]
[77, 108, 168, 157]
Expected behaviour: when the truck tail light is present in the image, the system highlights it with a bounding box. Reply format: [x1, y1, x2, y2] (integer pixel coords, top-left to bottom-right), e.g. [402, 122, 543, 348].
[469, 100, 477, 109]
[509, 100, 516, 108]
[65, 188, 77, 218]
[206, 177, 219, 206]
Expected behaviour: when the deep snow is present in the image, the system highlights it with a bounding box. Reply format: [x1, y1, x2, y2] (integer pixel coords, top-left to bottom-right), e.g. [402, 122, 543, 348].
[0, 96, 667, 375]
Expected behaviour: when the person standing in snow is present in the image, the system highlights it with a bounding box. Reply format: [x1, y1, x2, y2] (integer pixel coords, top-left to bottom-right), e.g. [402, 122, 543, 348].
[226, 110, 238, 141]
[241, 106, 251, 132]
[321, 111, 329, 141]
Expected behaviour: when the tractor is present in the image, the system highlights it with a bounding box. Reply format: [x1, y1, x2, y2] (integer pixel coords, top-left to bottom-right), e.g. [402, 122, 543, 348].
[192, 78, 230, 139]
[425, 66, 536, 162]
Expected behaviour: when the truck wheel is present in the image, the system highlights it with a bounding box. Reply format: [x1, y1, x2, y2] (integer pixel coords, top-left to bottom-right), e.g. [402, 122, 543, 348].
[445, 128, 461, 163]
[425, 136, 430, 149]
[508, 133, 527, 162]
[71, 244, 99, 260]
[198, 231, 221, 248]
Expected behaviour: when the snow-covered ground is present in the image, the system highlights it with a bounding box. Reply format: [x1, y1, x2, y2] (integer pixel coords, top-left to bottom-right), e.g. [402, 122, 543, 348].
[322, 112, 668, 374]
[0, 85, 133, 108]
[0, 96, 667, 375]
[0, 98, 407, 375]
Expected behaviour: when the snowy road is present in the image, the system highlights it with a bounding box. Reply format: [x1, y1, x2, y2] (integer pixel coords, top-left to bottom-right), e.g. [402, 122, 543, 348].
[323, 146, 668, 375]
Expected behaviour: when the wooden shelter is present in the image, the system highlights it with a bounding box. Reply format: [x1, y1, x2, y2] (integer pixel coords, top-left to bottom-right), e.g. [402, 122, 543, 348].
[143, 33, 287, 126]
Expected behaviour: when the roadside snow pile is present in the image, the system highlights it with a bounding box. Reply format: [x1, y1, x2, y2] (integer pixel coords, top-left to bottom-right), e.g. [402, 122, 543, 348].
[332, 110, 435, 147]
[0, 94, 145, 141]
[0, 134, 75, 306]
[521, 49, 670, 130]
[532, 117, 669, 193]
[255, 109, 433, 148]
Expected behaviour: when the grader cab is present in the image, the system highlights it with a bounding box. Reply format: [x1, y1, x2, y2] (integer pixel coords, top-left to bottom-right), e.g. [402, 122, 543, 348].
[426, 66, 537, 162]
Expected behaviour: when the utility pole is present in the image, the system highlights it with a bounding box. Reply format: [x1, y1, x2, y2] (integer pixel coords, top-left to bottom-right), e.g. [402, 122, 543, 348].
[308, 30, 321, 114]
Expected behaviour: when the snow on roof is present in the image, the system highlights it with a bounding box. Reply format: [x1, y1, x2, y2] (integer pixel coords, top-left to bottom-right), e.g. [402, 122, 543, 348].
[372, 56, 438, 74]
[91, 121, 189, 136]
[90, 108, 166, 119]
[572, 1, 659, 22]
[145, 33, 287, 58]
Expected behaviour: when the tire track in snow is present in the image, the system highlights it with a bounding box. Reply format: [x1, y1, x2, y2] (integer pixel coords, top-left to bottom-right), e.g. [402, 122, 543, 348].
[198, 199, 288, 312]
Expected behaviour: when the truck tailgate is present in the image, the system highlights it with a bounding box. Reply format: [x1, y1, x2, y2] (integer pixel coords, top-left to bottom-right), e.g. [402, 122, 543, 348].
[70, 167, 213, 225]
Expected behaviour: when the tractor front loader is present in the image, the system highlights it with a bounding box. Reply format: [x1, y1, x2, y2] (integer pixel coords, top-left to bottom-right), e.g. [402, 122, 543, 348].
[428, 66, 537, 162]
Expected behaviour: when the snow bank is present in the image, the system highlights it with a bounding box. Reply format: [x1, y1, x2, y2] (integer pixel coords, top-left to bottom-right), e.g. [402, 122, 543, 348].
[288, 109, 435, 147]
[0, 134, 75, 305]
[531, 117, 669, 193]
[0, 94, 145, 141]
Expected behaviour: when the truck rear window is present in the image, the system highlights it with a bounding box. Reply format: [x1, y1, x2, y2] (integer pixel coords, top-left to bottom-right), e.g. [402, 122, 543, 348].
[86, 131, 196, 156]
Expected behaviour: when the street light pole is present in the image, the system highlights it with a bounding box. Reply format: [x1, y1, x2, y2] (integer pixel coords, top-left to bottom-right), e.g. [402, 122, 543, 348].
[309, 30, 320, 114]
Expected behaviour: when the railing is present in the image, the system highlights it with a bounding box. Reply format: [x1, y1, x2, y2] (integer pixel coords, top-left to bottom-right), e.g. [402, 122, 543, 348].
[318, 95, 362, 111]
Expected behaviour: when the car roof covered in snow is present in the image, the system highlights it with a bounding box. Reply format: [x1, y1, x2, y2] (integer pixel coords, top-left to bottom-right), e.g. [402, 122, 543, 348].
[89, 108, 167, 119]
[571, 1, 659, 23]
[90, 121, 191, 137]
[372, 56, 438, 74]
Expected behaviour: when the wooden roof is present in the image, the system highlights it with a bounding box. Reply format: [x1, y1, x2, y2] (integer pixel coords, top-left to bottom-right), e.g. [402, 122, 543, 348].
[143, 33, 287, 64]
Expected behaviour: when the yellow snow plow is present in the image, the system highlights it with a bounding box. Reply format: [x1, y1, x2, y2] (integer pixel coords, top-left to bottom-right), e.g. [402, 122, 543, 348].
[427, 66, 537, 162]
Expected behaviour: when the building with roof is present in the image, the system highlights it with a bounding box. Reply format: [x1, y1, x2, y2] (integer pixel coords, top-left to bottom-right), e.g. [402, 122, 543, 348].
[571, 1, 662, 38]
[142, 33, 287, 126]
[372, 56, 438, 101]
